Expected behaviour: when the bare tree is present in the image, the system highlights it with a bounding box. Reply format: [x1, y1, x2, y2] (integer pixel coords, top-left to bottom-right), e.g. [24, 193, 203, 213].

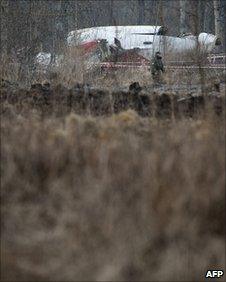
[213, 0, 221, 36]
[138, 0, 145, 25]
[179, 0, 186, 34]
[109, 0, 115, 25]
[0, 0, 9, 54]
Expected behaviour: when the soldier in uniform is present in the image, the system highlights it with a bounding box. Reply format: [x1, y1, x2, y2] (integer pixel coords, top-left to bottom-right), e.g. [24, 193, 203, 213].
[151, 51, 165, 85]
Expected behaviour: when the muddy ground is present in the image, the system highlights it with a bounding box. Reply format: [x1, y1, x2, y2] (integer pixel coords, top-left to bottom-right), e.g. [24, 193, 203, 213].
[1, 78, 225, 119]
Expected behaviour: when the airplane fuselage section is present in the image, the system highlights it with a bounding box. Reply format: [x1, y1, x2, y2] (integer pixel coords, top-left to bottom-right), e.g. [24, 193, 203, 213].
[67, 25, 220, 58]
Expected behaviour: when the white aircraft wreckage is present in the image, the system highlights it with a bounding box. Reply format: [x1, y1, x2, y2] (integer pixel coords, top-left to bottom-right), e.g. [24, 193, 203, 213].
[67, 25, 221, 57]
[35, 25, 222, 72]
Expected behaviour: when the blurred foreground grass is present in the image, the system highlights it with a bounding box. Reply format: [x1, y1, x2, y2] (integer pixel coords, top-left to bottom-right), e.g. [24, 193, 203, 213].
[1, 109, 225, 281]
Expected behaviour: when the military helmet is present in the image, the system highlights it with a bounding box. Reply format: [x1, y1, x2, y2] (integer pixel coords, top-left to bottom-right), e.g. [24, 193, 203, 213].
[155, 51, 162, 59]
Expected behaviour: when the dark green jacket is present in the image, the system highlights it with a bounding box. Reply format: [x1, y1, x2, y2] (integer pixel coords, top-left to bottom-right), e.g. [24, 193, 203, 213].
[151, 57, 164, 74]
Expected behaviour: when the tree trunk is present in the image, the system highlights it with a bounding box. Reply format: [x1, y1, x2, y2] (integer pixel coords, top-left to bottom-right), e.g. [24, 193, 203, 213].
[198, 0, 204, 32]
[213, 0, 221, 37]
[109, 0, 115, 25]
[203, 1, 208, 31]
[0, 0, 9, 54]
[223, 0, 226, 49]
[138, 0, 145, 25]
[179, 0, 186, 34]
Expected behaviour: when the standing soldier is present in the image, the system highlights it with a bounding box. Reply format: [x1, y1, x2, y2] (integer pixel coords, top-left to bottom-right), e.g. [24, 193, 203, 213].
[151, 51, 165, 85]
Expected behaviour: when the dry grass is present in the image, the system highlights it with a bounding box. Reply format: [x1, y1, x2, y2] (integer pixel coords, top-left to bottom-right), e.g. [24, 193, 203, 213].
[1, 102, 225, 281]
[1, 44, 225, 92]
